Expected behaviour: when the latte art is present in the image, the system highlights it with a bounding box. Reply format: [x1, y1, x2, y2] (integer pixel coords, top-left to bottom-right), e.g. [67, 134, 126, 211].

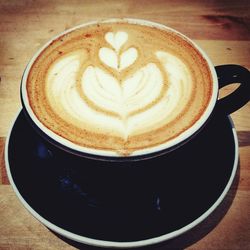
[26, 21, 213, 155]
[100, 31, 138, 71]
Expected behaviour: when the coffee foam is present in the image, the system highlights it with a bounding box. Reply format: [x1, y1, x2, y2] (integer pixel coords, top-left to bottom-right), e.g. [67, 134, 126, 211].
[26, 21, 213, 155]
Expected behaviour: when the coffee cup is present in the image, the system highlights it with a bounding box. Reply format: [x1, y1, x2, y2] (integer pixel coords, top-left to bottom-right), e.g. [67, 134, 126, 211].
[15, 19, 250, 248]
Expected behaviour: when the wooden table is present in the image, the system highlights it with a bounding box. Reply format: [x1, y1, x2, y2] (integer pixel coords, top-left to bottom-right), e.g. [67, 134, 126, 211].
[0, 0, 249, 249]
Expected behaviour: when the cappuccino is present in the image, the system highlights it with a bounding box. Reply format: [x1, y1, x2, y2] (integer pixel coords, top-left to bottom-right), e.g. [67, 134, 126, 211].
[26, 20, 213, 155]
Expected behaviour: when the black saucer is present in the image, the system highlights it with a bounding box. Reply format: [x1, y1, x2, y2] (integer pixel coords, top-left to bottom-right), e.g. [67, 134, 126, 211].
[5, 110, 238, 248]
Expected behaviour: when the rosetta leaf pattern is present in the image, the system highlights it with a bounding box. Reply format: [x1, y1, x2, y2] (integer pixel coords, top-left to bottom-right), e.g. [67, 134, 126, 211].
[82, 31, 163, 120]
[82, 64, 163, 118]
[99, 48, 118, 70]
[120, 47, 138, 70]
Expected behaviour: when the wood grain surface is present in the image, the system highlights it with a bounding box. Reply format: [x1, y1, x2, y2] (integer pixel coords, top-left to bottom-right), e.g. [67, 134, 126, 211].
[0, 0, 249, 249]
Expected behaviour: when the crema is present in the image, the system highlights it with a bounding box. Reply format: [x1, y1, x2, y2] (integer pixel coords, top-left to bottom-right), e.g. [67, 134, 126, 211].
[26, 21, 213, 155]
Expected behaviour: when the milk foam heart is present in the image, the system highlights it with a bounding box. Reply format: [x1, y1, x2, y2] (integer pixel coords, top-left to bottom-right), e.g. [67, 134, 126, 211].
[105, 31, 128, 51]
[26, 21, 213, 155]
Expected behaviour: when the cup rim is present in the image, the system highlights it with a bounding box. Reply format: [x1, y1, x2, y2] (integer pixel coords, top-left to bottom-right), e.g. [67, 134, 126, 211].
[21, 18, 218, 158]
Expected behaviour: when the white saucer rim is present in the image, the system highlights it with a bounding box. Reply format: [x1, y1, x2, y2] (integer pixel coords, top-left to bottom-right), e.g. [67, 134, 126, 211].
[5, 108, 239, 249]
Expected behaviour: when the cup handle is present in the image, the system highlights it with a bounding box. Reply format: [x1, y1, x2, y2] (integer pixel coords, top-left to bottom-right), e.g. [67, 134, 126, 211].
[215, 64, 250, 115]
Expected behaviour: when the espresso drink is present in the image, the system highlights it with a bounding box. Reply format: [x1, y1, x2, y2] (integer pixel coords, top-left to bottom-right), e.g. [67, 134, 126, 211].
[26, 20, 213, 155]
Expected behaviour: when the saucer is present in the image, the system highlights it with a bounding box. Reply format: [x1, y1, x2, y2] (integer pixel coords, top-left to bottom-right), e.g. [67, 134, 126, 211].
[5, 110, 238, 248]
